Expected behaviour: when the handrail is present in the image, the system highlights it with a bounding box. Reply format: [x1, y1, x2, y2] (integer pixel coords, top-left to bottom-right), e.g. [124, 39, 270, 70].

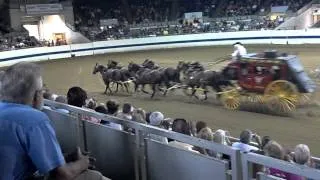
[242, 152, 320, 179]
[44, 99, 242, 179]
[44, 99, 236, 154]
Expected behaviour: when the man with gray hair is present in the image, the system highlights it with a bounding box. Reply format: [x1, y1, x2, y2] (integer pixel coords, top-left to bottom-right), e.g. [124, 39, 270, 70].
[0, 62, 108, 180]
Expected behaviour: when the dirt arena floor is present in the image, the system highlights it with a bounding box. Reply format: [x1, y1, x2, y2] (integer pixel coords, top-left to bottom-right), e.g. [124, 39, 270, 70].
[39, 44, 320, 155]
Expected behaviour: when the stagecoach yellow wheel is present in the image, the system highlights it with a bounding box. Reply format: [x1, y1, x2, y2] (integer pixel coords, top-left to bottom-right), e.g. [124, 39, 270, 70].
[264, 80, 299, 113]
[220, 88, 241, 110]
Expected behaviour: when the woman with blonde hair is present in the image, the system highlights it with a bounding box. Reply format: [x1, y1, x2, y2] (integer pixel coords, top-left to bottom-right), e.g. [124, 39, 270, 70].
[193, 127, 213, 155]
[210, 129, 231, 159]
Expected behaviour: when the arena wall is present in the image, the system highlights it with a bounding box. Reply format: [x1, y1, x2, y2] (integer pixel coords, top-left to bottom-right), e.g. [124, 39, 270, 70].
[1, 29, 320, 66]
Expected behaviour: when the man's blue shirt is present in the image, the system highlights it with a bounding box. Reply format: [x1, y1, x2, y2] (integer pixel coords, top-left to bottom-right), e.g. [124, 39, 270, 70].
[0, 102, 65, 180]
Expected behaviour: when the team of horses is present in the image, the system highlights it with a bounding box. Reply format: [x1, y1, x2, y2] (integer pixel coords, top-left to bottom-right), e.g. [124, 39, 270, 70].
[93, 59, 232, 99]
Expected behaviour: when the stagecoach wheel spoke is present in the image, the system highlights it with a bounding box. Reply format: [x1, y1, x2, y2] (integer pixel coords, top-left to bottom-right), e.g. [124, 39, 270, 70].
[264, 80, 299, 113]
[221, 88, 241, 110]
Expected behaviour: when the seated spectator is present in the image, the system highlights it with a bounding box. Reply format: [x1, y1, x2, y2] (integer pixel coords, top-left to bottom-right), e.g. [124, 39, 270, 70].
[211, 129, 232, 158]
[67, 87, 101, 124]
[232, 129, 259, 152]
[193, 127, 213, 155]
[169, 118, 198, 153]
[293, 144, 311, 166]
[160, 118, 173, 130]
[67, 87, 87, 108]
[116, 103, 133, 121]
[264, 141, 303, 180]
[132, 108, 147, 124]
[148, 111, 168, 143]
[105, 100, 123, 130]
[55, 95, 70, 114]
[196, 121, 208, 134]
[106, 99, 119, 115]
[95, 105, 108, 114]
[0, 62, 108, 180]
[85, 98, 97, 110]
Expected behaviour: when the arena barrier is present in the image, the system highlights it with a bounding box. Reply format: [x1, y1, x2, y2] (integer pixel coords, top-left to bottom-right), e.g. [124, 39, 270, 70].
[1, 29, 320, 67]
[43, 100, 320, 180]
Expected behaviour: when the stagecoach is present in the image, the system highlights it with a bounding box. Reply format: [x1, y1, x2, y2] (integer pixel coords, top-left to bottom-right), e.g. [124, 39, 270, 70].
[220, 50, 316, 113]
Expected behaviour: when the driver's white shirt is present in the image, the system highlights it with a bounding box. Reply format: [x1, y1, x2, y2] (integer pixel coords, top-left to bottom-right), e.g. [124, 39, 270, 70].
[232, 45, 247, 57]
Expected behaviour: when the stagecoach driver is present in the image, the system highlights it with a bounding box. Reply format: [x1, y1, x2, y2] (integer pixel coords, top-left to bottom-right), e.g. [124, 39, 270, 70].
[231, 42, 247, 60]
[0, 62, 109, 180]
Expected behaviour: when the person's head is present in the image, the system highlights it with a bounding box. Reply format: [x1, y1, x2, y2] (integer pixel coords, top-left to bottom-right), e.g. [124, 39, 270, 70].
[106, 99, 119, 115]
[85, 98, 97, 109]
[196, 121, 207, 134]
[95, 105, 108, 114]
[264, 141, 285, 160]
[149, 111, 164, 126]
[43, 91, 54, 100]
[172, 118, 190, 135]
[261, 136, 271, 149]
[239, 129, 253, 144]
[160, 118, 172, 130]
[122, 103, 133, 114]
[67, 87, 87, 107]
[55, 95, 67, 104]
[213, 129, 228, 145]
[197, 127, 213, 141]
[294, 144, 310, 165]
[132, 108, 146, 124]
[0, 62, 43, 109]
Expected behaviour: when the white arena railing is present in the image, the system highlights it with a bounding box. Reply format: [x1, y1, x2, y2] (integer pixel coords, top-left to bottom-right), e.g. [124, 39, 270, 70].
[1, 29, 320, 67]
[44, 100, 320, 180]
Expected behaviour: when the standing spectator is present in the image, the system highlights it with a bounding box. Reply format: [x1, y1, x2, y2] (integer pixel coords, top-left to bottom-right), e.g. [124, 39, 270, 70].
[232, 129, 259, 152]
[0, 62, 108, 180]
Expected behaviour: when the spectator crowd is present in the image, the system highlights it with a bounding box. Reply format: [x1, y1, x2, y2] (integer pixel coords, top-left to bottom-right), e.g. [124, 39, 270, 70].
[42, 78, 316, 179]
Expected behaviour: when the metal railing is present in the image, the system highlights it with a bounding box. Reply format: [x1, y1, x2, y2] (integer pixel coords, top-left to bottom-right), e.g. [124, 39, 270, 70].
[44, 100, 320, 180]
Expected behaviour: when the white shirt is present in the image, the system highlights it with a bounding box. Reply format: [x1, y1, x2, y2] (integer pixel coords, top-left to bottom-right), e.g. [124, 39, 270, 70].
[232, 142, 259, 152]
[232, 44, 247, 57]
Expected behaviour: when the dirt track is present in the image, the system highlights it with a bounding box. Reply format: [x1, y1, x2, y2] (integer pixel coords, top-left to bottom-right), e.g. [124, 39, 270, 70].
[40, 45, 320, 155]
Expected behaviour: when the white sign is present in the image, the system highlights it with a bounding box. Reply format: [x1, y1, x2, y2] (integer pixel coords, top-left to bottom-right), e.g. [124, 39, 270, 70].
[26, 4, 63, 15]
[184, 12, 203, 20]
[100, 19, 119, 26]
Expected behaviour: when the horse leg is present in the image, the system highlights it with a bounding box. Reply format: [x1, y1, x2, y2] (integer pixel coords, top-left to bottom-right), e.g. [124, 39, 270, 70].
[191, 87, 199, 99]
[151, 84, 156, 98]
[104, 86, 108, 94]
[141, 85, 150, 94]
[124, 83, 130, 93]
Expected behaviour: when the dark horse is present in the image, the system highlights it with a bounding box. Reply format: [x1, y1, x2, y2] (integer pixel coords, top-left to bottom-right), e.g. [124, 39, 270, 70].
[177, 61, 232, 100]
[142, 59, 160, 69]
[107, 59, 123, 69]
[128, 62, 163, 98]
[93, 63, 132, 94]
